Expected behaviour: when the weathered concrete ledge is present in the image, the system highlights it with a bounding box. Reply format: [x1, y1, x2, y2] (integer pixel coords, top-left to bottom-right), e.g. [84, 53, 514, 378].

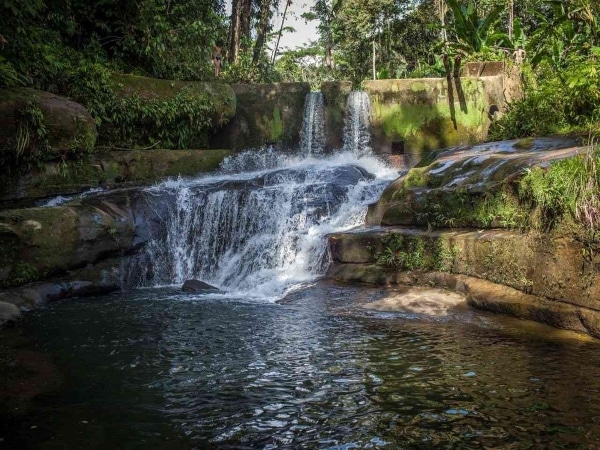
[0, 148, 233, 209]
[327, 226, 600, 337]
[321, 81, 353, 151]
[364, 61, 522, 165]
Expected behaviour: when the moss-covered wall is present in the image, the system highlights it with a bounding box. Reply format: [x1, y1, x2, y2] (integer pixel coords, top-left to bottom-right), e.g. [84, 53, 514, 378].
[364, 76, 505, 164]
[108, 75, 236, 149]
[321, 81, 352, 151]
[210, 82, 310, 150]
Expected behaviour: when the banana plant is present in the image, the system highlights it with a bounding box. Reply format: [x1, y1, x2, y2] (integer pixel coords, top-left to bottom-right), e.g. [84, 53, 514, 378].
[443, 0, 506, 57]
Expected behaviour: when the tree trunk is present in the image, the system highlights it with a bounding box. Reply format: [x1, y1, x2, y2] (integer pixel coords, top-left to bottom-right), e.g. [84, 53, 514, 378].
[325, 26, 334, 68]
[508, 0, 514, 41]
[229, 0, 252, 64]
[253, 0, 275, 64]
[271, 0, 291, 65]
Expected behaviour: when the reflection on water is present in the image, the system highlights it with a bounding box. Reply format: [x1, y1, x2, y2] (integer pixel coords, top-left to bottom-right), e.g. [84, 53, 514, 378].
[1, 283, 600, 449]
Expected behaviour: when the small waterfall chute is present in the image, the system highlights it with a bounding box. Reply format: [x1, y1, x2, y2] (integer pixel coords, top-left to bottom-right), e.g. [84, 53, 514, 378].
[343, 91, 372, 157]
[300, 92, 325, 156]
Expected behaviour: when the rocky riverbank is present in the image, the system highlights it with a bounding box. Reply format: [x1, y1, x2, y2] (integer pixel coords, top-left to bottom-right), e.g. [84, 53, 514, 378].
[328, 136, 600, 337]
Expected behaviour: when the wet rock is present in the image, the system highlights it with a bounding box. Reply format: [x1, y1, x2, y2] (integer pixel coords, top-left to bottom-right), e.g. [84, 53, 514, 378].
[0, 301, 20, 325]
[367, 136, 583, 228]
[362, 286, 467, 317]
[0, 88, 96, 161]
[182, 279, 218, 292]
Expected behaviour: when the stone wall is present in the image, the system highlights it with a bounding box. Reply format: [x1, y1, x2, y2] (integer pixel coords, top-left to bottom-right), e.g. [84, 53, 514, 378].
[210, 82, 310, 150]
[363, 62, 522, 166]
[365, 76, 506, 165]
[321, 81, 353, 151]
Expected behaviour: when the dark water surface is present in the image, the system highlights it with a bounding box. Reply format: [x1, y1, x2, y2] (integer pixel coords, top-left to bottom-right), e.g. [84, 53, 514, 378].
[2, 283, 600, 449]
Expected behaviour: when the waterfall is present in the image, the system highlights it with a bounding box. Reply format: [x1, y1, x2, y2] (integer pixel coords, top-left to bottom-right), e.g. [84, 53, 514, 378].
[142, 91, 394, 301]
[343, 91, 372, 156]
[144, 152, 396, 301]
[300, 92, 325, 156]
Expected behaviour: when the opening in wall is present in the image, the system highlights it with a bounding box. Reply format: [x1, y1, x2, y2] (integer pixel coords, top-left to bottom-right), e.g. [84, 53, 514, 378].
[391, 141, 405, 155]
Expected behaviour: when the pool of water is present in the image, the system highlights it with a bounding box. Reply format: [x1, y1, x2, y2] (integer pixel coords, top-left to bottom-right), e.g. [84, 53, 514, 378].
[1, 283, 600, 449]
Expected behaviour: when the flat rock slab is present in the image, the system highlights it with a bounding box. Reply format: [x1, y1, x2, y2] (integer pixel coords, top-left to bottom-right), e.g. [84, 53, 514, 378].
[363, 286, 466, 316]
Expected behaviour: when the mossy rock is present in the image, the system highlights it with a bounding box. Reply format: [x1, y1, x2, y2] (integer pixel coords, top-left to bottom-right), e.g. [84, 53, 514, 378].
[368, 136, 583, 229]
[0, 195, 138, 288]
[105, 75, 236, 149]
[111, 74, 236, 124]
[0, 87, 97, 163]
[0, 149, 233, 208]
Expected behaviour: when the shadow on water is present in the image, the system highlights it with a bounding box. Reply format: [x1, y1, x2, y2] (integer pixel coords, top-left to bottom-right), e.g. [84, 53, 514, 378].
[1, 283, 600, 449]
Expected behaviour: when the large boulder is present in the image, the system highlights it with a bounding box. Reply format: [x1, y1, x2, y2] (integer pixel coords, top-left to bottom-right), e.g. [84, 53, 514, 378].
[367, 136, 582, 228]
[0, 88, 96, 162]
[0, 186, 172, 289]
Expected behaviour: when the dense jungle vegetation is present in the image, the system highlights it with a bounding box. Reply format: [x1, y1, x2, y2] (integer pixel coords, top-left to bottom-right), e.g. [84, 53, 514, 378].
[1, 0, 599, 140]
[0, 0, 598, 242]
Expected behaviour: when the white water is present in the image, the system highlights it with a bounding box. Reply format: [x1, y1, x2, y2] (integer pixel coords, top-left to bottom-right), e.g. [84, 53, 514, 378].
[343, 91, 372, 156]
[145, 151, 397, 301]
[299, 92, 325, 156]
[144, 91, 396, 301]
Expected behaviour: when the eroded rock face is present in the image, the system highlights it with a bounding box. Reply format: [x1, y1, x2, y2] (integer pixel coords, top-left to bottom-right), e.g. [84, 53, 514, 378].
[0, 187, 171, 290]
[367, 136, 582, 227]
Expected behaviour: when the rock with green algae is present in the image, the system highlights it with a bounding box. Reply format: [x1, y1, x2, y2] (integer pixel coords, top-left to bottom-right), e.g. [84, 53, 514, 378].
[366, 136, 583, 228]
[0, 87, 97, 160]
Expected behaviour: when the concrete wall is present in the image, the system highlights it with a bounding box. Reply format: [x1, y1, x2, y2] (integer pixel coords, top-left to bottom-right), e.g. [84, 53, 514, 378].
[321, 81, 352, 151]
[210, 82, 310, 151]
[363, 62, 521, 166]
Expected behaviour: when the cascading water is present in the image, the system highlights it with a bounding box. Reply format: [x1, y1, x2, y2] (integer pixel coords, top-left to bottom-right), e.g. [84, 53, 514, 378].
[145, 152, 396, 300]
[343, 91, 372, 156]
[144, 92, 396, 301]
[299, 92, 325, 156]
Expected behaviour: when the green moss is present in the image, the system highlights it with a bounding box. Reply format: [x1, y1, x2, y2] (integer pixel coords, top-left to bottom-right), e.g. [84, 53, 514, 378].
[403, 167, 429, 188]
[514, 137, 535, 150]
[263, 108, 283, 142]
[410, 81, 430, 92]
[3, 262, 40, 287]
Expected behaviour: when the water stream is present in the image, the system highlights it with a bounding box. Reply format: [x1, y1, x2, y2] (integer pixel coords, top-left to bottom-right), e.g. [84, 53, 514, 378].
[2, 92, 599, 449]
